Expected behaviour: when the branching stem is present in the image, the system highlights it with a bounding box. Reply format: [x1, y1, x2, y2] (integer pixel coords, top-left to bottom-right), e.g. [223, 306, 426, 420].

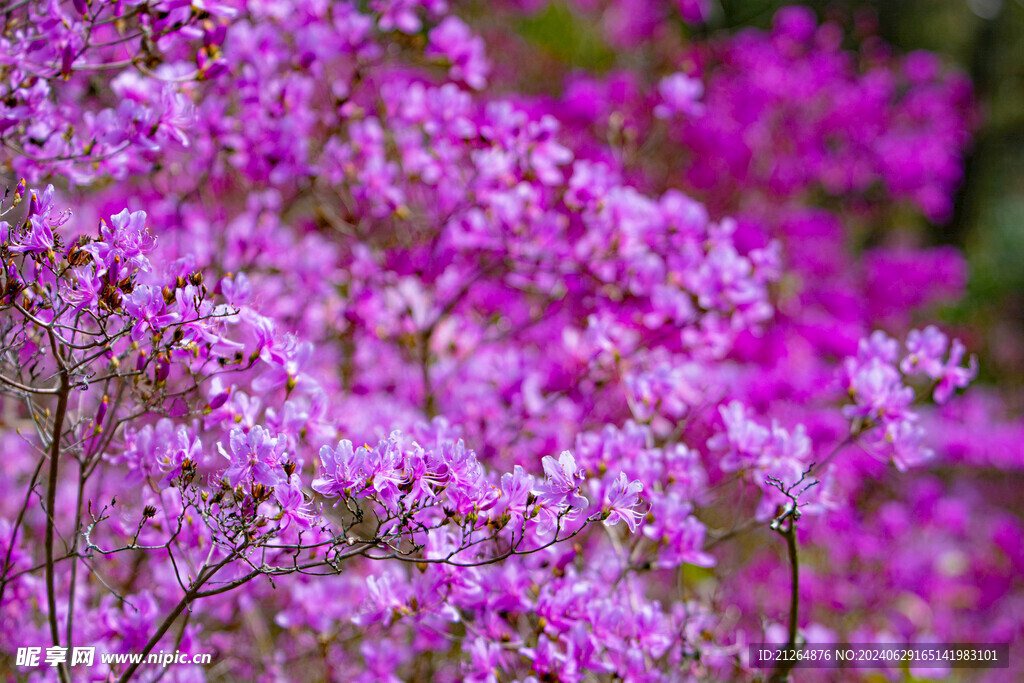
[45, 360, 71, 683]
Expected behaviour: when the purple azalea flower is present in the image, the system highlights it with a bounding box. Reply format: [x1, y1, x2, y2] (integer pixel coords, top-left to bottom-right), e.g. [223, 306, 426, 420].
[654, 73, 705, 119]
[534, 450, 588, 515]
[313, 439, 369, 498]
[218, 426, 284, 488]
[900, 325, 948, 377]
[427, 17, 490, 90]
[601, 472, 644, 532]
[933, 339, 978, 404]
[157, 426, 202, 487]
[7, 216, 54, 254]
[85, 209, 155, 271]
[62, 266, 103, 313]
[261, 473, 315, 531]
[124, 285, 180, 341]
[495, 465, 535, 535]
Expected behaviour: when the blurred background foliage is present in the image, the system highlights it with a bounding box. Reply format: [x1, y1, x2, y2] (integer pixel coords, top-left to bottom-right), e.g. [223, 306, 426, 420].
[722, 0, 1024, 399]
[501, 0, 1024, 404]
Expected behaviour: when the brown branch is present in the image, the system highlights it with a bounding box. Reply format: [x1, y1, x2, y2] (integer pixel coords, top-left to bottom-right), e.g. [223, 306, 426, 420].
[768, 522, 799, 683]
[44, 332, 71, 683]
[65, 461, 88, 660]
[765, 466, 817, 683]
[114, 550, 239, 683]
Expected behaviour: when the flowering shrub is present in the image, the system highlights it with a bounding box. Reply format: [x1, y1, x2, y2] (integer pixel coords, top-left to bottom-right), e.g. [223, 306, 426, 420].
[0, 1, 1020, 681]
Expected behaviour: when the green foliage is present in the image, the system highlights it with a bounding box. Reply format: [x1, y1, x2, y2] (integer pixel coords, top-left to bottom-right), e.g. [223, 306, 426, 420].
[517, 2, 616, 71]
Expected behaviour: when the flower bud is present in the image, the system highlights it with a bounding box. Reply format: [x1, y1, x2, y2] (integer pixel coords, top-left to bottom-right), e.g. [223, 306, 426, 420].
[208, 388, 231, 410]
[154, 356, 170, 383]
[61, 44, 74, 79]
[95, 394, 109, 427]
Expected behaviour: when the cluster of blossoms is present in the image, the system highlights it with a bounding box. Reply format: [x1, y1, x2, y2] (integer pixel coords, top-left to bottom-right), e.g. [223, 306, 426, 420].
[840, 328, 977, 470]
[0, 183, 235, 398]
[0, 1, 1021, 682]
[0, 0, 232, 184]
[677, 9, 972, 222]
[0, 178, 633, 681]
